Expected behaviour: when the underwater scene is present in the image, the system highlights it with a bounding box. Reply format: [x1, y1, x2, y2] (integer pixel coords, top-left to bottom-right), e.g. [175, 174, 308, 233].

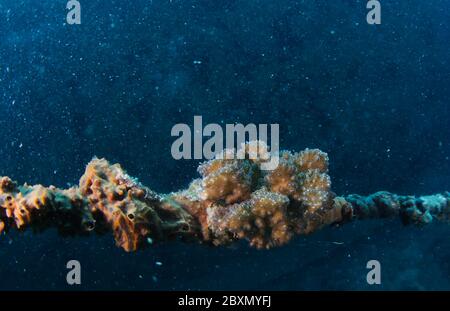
[1, 0, 450, 291]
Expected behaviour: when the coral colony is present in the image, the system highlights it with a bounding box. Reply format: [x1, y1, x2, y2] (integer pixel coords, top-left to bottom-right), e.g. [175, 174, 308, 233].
[1, 141, 449, 252]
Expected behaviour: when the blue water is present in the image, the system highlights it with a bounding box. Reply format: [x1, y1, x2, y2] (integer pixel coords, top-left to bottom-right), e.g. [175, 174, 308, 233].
[1, 0, 450, 290]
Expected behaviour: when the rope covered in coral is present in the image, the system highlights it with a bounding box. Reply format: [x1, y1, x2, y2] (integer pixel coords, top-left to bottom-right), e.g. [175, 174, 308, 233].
[1, 143, 449, 252]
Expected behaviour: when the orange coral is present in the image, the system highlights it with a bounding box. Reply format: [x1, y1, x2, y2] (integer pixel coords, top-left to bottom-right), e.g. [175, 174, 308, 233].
[79, 158, 196, 251]
[79, 159, 155, 251]
[0, 176, 94, 235]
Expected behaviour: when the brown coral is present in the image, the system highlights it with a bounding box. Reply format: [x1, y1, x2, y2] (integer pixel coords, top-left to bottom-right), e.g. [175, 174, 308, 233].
[230, 188, 292, 249]
[265, 151, 299, 197]
[295, 148, 329, 173]
[197, 156, 258, 204]
[204, 188, 291, 249]
[168, 180, 212, 241]
[297, 170, 332, 212]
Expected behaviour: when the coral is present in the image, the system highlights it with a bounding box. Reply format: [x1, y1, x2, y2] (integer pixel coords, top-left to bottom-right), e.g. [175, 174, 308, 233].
[198, 158, 256, 204]
[265, 151, 299, 197]
[0, 176, 93, 235]
[209, 188, 292, 249]
[295, 148, 329, 173]
[1, 142, 450, 252]
[204, 188, 292, 248]
[265, 148, 331, 208]
[297, 170, 332, 213]
[264, 148, 333, 234]
[167, 180, 211, 241]
[79, 158, 196, 251]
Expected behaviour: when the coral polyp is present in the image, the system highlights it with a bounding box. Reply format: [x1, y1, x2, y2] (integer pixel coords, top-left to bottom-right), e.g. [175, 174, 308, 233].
[1, 142, 449, 252]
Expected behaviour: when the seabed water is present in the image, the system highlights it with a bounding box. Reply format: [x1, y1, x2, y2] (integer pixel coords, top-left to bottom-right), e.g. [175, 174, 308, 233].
[0, 0, 450, 291]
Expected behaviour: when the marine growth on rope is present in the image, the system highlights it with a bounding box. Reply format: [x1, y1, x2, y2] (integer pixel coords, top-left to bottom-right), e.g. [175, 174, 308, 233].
[1, 141, 449, 252]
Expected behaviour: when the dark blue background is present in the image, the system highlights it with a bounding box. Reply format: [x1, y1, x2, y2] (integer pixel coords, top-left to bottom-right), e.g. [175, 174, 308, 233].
[1, 0, 450, 289]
